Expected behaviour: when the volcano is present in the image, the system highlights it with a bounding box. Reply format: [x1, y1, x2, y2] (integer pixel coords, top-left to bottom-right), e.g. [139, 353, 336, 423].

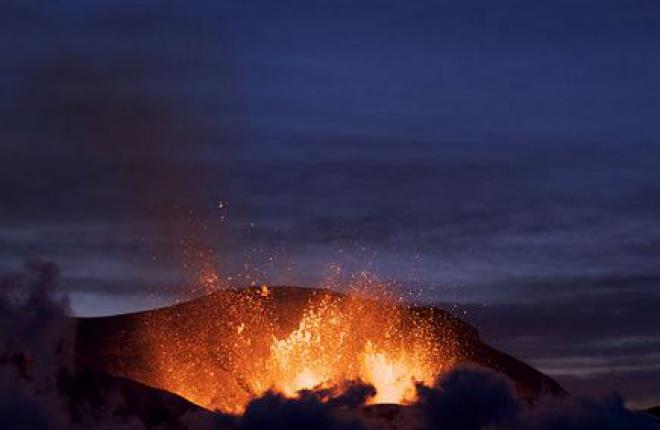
[75, 286, 564, 414]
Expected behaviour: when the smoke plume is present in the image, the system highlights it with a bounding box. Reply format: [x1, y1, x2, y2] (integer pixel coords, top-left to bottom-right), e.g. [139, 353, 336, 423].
[0, 262, 74, 429]
[415, 367, 658, 430]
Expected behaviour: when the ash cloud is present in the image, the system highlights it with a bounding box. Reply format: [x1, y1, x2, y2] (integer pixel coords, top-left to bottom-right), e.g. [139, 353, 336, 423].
[324, 381, 377, 409]
[413, 367, 658, 430]
[0, 263, 196, 429]
[214, 368, 658, 430]
[0, 262, 74, 429]
[0, 56, 231, 249]
[416, 367, 522, 430]
[211, 380, 376, 430]
[0, 0, 243, 297]
[237, 390, 367, 430]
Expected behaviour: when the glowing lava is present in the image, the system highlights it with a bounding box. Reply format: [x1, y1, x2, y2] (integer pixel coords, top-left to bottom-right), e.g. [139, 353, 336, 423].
[126, 282, 459, 413]
[260, 294, 440, 404]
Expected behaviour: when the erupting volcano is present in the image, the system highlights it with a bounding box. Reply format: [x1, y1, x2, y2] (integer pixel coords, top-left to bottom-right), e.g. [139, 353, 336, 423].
[76, 281, 564, 414]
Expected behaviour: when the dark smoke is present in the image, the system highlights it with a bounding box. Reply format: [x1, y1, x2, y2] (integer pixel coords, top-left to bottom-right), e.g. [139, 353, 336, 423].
[0, 1, 244, 298]
[0, 263, 203, 429]
[416, 366, 522, 430]
[1, 56, 233, 276]
[214, 381, 376, 430]
[236, 390, 368, 430]
[325, 381, 377, 409]
[0, 262, 74, 429]
[213, 368, 657, 429]
[415, 367, 659, 430]
[292, 380, 377, 409]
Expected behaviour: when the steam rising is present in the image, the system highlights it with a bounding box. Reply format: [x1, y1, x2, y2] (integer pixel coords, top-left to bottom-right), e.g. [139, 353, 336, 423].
[0, 262, 72, 430]
[0, 263, 201, 429]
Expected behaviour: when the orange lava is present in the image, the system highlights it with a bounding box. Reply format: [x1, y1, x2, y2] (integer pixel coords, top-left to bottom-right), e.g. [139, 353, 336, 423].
[259, 293, 440, 404]
[134, 278, 458, 413]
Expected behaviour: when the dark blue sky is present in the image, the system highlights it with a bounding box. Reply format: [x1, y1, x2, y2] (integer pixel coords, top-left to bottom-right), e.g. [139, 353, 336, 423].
[1, 0, 659, 407]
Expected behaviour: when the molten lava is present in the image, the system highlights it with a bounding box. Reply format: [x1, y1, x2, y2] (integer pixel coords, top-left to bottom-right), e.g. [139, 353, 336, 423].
[127, 284, 457, 413]
[261, 294, 441, 405]
[77, 284, 567, 413]
[77, 279, 467, 414]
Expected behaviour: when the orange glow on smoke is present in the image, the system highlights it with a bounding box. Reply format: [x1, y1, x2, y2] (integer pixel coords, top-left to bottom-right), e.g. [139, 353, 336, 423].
[132, 275, 459, 413]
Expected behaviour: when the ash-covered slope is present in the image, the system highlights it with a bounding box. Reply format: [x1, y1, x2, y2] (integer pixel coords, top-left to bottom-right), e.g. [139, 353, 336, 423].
[76, 286, 564, 411]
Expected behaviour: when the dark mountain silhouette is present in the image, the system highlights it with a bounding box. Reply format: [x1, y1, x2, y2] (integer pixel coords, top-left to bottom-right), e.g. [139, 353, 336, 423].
[62, 371, 218, 429]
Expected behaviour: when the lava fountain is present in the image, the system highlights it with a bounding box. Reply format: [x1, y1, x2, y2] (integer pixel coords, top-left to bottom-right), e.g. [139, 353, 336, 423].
[77, 280, 463, 413]
[257, 291, 445, 405]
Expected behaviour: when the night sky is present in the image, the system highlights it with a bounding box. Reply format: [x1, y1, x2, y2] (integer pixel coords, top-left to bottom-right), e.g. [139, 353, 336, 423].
[1, 0, 659, 407]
